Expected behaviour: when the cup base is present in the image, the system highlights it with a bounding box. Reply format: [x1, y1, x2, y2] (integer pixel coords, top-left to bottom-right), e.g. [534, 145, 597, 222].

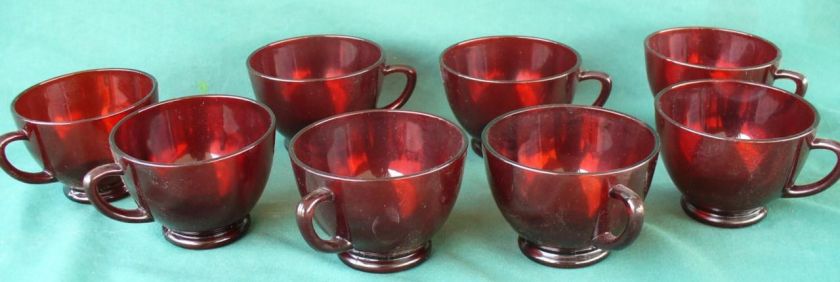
[471, 138, 483, 157]
[681, 198, 767, 228]
[64, 182, 129, 204]
[162, 215, 250, 249]
[518, 237, 609, 268]
[338, 241, 431, 273]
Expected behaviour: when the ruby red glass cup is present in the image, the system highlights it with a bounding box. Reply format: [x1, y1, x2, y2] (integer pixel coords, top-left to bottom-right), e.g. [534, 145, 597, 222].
[645, 27, 807, 96]
[0, 69, 157, 203]
[290, 110, 467, 273]
[483, 105, 659, 268]
[440, 36, 612, 156]
[656, 80, 840, 228]
[248, 35, 418, 144]
[83, 95, 276, 249]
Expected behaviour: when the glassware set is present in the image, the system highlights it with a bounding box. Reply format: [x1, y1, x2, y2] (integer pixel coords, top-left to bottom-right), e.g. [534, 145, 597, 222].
[1, 26, 837, 273]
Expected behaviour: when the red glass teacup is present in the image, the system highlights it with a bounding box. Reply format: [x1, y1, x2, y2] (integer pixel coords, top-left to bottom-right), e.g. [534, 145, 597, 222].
[483, 105, 658, 268]
[83, 95, 276, 249]
[248, 35, 417, 144]
[290, 110, 467, 273]
[440, 36, 612, 156]
[0, 69, 158, 203]
[645, 27, 807, 96]
[656, 80, 840, 228]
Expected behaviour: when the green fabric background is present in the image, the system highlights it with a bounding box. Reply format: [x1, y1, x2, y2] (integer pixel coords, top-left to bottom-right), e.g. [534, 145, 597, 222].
[1, 0, 838, 281]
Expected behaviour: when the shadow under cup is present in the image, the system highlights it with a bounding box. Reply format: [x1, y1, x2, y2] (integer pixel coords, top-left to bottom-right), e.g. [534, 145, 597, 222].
[0, 69, 157, 203]
[290, 110, 467, 273]
[440, 36, 612, 157]
[84, 95, 276, 249]
[656, 80, 840, 228]
[483, 105, 658, 268]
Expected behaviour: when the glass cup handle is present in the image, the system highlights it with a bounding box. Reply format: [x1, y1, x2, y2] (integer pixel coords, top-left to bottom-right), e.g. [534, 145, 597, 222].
[83, 163, 153, 223]
[772, 69, 808, 97]
[592, 184, 645, 250]
[380, 65, 417, 110]
[0, 130, 57, 184]
[783, 138, 840, 198]
[296, 187, 352, 253]
[577, 70, 612, 107]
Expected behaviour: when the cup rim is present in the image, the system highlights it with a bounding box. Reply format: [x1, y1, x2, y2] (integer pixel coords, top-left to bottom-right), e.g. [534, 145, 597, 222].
[644, 26, 782, 71]
[482, 104, 660, 176]
[11, 68, 158, 126]
[246, 34, 386, 83]
[439, 35, 582, 84]
[288, 109, 469, 183]
[654, 79, 819, 143]
[109, 94, 276, 168]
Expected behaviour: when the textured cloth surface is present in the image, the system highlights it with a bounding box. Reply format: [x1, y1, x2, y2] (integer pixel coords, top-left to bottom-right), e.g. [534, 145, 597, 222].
[1, 1, 839, 281]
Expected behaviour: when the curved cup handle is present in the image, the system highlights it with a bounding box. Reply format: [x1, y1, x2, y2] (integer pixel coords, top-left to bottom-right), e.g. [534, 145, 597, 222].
[783, 138, 840, 198]
[83, 163, 153, 223]
[379, 64, 417, 110]
[0, 131, 56, 184]
[593, 184, 645, 250]
[773, 69, 808, 97]
[296, 187, 352, 253]
[577, 70, 612, 107]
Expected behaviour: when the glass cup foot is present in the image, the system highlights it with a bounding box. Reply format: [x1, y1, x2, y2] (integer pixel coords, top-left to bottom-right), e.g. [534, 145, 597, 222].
[64, 181, 129, 204]
[338, 241, 431, 273]
[681, 198, 767, 228]
[162, 215, 250, 249]
[518, 237, 609, 268]
[471, 138, 483, 157]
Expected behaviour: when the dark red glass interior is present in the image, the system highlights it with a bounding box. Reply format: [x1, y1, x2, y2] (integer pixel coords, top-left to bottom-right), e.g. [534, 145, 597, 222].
[249, 36, 382, 80]
[113, 96, 273, 164]
[15, 70, 154, 123]
[486, 106, 656, 173]
[647, 28, 778, 68]
[441, 37, 577, 81]
[658, 81, 814, 140]
[293, 111, 464, 179]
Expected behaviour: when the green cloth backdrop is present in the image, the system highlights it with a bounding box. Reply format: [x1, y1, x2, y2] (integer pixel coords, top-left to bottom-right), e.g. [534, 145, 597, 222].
[1, 1, 838, 281]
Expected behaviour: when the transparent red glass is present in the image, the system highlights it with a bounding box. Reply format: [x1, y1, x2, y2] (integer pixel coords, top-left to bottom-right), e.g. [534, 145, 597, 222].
[440, 36, 612, 156]
[83, 95, 276, 249]
[290, 110, 467, 273]
[645, 27, 807, 96]
[656, 80, 840, 228]
[248, 35, 417, 143]
[483, 105, 658, 268]
[0, 69, 157, 203]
